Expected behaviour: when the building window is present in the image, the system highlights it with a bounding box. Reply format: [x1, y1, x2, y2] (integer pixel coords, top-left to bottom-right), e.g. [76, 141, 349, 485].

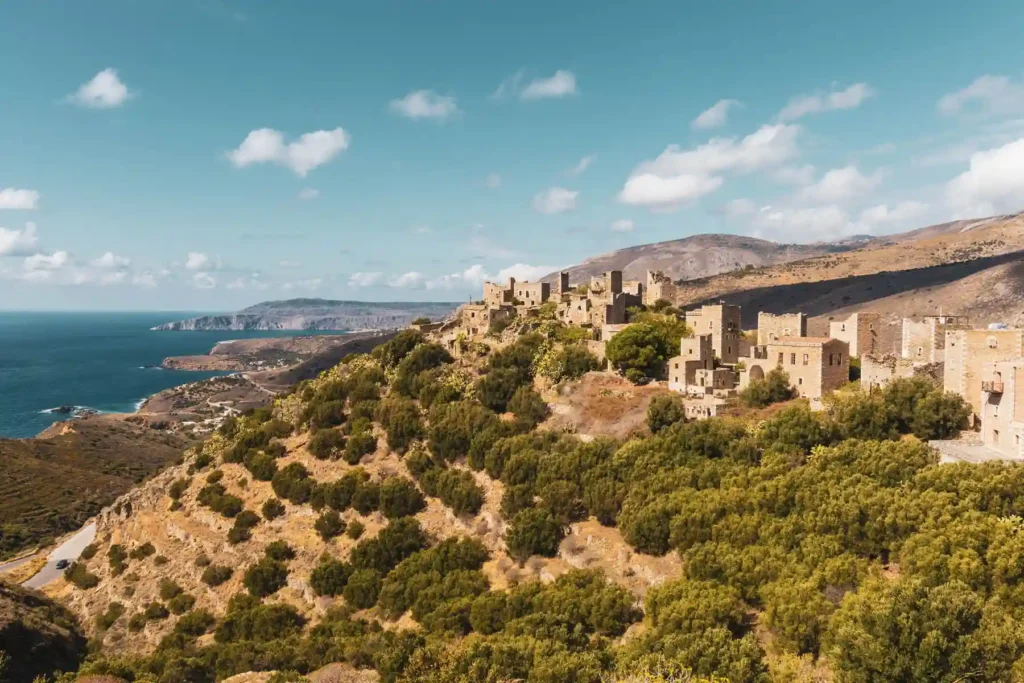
[828, 353, 834, 366]
[674, 363, 679, 369]
[727, 346, 732, 354]
[837, 354, 843, 364]
[798, 377, 803, 385]
[841, 324, 846, 331]
[994, 429, 1000, 442]
[790, 353, 796, 365]
[868, 323, 874, 330]
[778, 353, 784, 365]
[803, 354, 809, 366]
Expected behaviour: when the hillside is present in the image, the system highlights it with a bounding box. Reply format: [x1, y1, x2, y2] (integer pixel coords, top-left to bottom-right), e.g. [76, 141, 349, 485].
[667, 213, 1024, 334]
[543, 233, 854, 284]
[154, 299, 457, 332]
[0, 580, 87, 681]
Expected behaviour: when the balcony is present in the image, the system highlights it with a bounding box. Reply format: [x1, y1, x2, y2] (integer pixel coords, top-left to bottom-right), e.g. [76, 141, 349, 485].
[983, 381, 1004, 393]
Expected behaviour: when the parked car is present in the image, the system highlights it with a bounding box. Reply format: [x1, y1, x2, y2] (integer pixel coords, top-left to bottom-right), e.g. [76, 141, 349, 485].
[55, 559, 70, 570]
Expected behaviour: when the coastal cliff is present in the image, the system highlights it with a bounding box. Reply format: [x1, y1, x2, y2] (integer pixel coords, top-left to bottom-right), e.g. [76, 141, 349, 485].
[152, 298, 457, 331]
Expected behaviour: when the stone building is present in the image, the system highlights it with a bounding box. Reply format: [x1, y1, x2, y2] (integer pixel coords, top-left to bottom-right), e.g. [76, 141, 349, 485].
[645, 270, 678, 306]
[945, 328, 1024, 421]
[902, 315, 969, 363]
[830, 312, 881, 358]
[668, 335, 714, 393]
[757, 312, 807, 345]
[555, 270, 635, 327]
[686, 303, 742, 364]
[459, 303, 513, 338]
[683, 396, 727, 421]
[483, 277, 551, 309]
[980, 359, 1024, 460]
[740, 337, 850, 400]
[861, 354, 944, 391]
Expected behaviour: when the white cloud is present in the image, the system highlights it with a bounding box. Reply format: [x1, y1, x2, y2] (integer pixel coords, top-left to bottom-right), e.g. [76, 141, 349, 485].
[227, 127, 351, 177]
[610, 219, 635, 232]
[723, 198, 757, 218]
[424, 262, 558, 291]
[532, 187, 579, 215]
[389, 271, 424, 288]
[132, 272, 158, 288]
[692, 99, 740, 130]
[946, 137, 1024, 215]
[68, 68, 132, 109]
[568, 155, 596, 176]
[634, 124, 801, 179]
[298, 188, 319, 200]
[0, 222, 39, 256]
[185, 252, 212, 271]
[751, 205, 853, 241]
[938, 75, 1024, 117]
[521, 70, 577, 100]
[772, 164, 816, 186]
[389, 90, 460, 120]
[90, 251, 131, 269]
[348, 272, 383, 288]
[778, 83, 875, 121]
[484, 173, 502, 189]
[620, 173, 723, 209]
[0, 188, 40, 210]
[858, 201, 929, 228]
[191, 272, 216, 289]
[796, 166, 883, 204]
[24, 251, 69, 271]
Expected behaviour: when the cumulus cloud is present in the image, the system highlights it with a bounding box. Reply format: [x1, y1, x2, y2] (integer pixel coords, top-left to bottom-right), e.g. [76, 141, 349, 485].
[745, 199, 931, 243]
[298, 188, 320, 200]
[227, 127, 351, 177]
[620, 173, 724, 209]
[280, 278, 320, 292]
[131, 272, 159, 288]
[858, 201, 930, 228]
[388, 271, 425, 288]
[938, 75, 1024, 117]
[68, 68, 132, 109]
[796, 166, 883, 204]
[389, 90, 460, 120]
[348, 272, 383, 288]
[191, 272, 217, 289]
[777, 83, 875, 121]
[494, 70, 577, 100]
[946, 137, 1024, 216]
[772, 164, 816, 186]
[568, 155, 596, 176]
[610, 219, 635, 232]
[0, 188, 40, 210]
[692, 99, 740, 130]
[532, 187, 579, 214]
[722, 198, 758, 217]
[24, 251, 70, 271]
[485, 173, 502, 189]
[0, 222, 39, 256]
[185, 252, 212, 271]
[90, 252, 131, 269]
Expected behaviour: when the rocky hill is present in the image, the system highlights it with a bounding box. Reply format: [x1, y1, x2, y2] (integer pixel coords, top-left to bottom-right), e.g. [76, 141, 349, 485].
[153, 299, 457, 332]
[543, 233, 856, 284]
[0, 580, 86, 681]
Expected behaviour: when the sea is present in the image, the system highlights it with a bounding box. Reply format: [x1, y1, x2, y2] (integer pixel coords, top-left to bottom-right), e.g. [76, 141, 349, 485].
[0, 312, 346, 439]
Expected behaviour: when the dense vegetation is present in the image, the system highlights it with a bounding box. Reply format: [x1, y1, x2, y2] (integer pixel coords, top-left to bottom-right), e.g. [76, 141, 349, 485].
[63, 323, 1018, 683]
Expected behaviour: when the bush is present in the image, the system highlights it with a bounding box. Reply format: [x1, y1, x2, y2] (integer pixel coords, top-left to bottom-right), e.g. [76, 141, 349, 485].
[373, 329, 424, 369]
[344, 431, 378, 464]
[201, 565, 233, 587]
[310, 558, 354, 596]
[167, 593, 196, 615]
[159, 578, 183, 601]
[196, 482, 244, 518]
[740, 367, 796, 407]
[261, 497, 286, 520]
[271, 463, 314, 504]
[308, 428, 347, 460]
[144, 601, 169, 621]
[168, 478, 189, 500]
[243, 451, 277, 481]
[347, 520, 365, 540]
[507, 386, 549, 428]
[129, 542, 156, 560]
[344, 568, 383, 609]
[315, 510, 347, 541]
[228, 510, 260, 544]
[506, 508, 564, 563]
[394, 343, 453, 396]
[605, 323, 673, 381]
[537, 345, 600, 382]
[425, 469, 485, 516]
[195, 554, 211, 567]
[377, 397, 424, 453]
[243, 558, 289, 598]
[127, 613, 147, 632]
[264, 540, 296, 562]
[350, 517, 429, 574]
[79, 542, 99, 560]
[476, 367, 529, 413]
[428, 401, 500, 462]
[96, 602, 124, 630]
[646, 394, 686, 434]
[380, 477, 427, 519]
[351, 481, 381, 515]
[154, 555, 169, 566]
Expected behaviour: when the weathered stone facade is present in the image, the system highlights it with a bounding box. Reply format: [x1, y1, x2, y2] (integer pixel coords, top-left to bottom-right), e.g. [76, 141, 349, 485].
[902, 315, 969, 363]
[757, 312, 807, 345]
[945, 328, 1024, 421]
[644, 270, 678, 306]
[686, 303, 742, 364]
[980, 359, 1024, 460]
[668, 335, 714, 393]
[829, 312, 881, 358]
[683, 396, 726, 420]
[740, 337, 850, 400]
[861, 354, 943, 391]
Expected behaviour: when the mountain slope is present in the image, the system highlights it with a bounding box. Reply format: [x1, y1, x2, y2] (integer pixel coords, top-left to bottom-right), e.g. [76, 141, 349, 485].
[154, 299, 457, 332]
[543, 233, 855, 283]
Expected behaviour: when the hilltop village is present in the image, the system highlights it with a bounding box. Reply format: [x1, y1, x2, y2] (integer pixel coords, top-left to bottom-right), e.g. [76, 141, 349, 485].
[432, 269, 1024, 460]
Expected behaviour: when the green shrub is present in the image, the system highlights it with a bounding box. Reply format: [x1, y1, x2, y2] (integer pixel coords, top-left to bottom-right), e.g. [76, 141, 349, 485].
[96, 601, 125, 630]
[315, 510, 347, 541]
[271, 463, 314, 504]
[310, 557, 354, 596]
[740, 367, 797, 407]
[228, 509, 260, 545]
[605, 323, 673, 381]
[127, 612, 147, 632]
[243, 558, 289, 598]
[344, 568, 383, 609]
[262, 497, 286, 520]
[206, 469, 224, 484]
[159, 578, 183, 601]
[347, 520, 365, 540]
[168, 478, 189, 500]
[167, 593, 196, 615]
[646, 394, 686, 434]
[380, 477, 426, 519]
[308, 428, 347, 460]
[244, 450, 278, 481]
[79, 542, 99, 561]
[506, 508, 564, 563]
[144, 601, 169, 621]
[377, 397, 424, 453]
[507, 386, 550, 428]
[373, 329, 424, 369]
[350, 517, 429, 574]
[344, 431, 378, 464]
[129, 542, 156, 560]
[264, 540, 296, 561]
[201, 565, 233, 587]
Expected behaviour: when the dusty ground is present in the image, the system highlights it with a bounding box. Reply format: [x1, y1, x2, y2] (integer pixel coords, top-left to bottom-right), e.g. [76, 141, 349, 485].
[540, 372, 674, 440]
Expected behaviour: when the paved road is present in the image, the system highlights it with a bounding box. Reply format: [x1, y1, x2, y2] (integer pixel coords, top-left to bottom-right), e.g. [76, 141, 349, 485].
[23, 522, 97, 590]
[0, 552, 40, 575]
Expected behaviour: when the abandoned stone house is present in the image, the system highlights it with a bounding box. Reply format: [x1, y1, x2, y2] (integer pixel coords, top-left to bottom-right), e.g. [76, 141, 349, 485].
[945, 327, 1024, 421]
[861, 354, 943, 391]
[644, 270, 678, 306]
[555, 270, 640, 328]
[668, 335, 714, 394]
[902, 315, 969, 363]
[757, 312, 808, 345]
[829, 312, 881, 358]
[686, 303, 743, 364]
[981, 359, 1024, 459]
[739, 337, 851, 400]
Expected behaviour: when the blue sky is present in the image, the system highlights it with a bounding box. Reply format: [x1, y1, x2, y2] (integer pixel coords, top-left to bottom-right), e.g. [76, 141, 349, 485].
[2, 0, 1023, 311]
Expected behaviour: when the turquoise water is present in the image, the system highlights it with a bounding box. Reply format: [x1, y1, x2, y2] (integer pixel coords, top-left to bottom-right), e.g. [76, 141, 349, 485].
[0, 312, 344, 439]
